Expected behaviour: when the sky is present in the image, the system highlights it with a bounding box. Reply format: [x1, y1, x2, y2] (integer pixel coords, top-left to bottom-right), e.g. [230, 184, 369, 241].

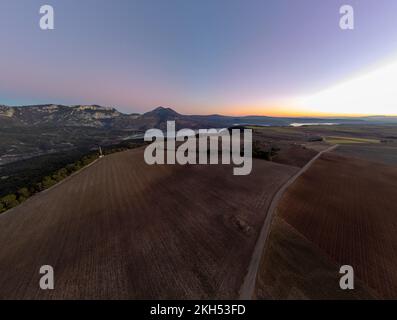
[1, 0, 397, 116]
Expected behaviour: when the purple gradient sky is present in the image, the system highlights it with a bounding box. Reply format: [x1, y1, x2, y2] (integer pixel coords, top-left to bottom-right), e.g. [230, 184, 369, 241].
[1, 0, 397, 115]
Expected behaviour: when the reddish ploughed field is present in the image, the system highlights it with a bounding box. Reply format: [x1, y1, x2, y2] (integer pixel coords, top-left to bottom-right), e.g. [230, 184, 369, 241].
[0, 148, 297, 299]
[272, 152, 397, 298]
[272, 145, 317, 168]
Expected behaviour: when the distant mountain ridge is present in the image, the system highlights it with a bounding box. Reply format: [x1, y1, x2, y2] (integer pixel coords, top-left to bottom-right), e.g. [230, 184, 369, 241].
[0, 104, 125, 128]
[1, 104, 397, 130]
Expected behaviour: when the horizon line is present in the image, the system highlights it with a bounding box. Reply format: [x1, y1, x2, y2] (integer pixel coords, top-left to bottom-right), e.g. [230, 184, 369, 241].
[3, 102, 397, 118]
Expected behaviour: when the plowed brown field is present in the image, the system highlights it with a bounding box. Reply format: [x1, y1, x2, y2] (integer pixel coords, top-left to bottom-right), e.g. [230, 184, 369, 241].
[0, 147, 297, 299]
[267, 152, 397, 298]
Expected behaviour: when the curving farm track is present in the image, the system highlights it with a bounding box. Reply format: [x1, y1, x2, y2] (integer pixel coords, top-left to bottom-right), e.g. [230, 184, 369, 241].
[239, 145, 337, 299]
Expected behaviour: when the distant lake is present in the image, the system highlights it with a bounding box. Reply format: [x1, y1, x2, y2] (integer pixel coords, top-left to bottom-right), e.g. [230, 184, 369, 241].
[289, 122, 338, 127]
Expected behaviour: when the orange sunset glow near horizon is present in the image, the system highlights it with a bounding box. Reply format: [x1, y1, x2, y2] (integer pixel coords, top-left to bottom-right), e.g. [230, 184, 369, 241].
[225, 58, 397, 118]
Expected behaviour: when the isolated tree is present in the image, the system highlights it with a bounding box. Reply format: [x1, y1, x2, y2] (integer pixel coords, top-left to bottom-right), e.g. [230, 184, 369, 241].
[56, 168, 68, 179]
[17, 187, 30, 200]
[35, 182, 43, 192]
[66, 163, 76, 174]
[1, 194, 19, 209]
[42, 176, 56, 189]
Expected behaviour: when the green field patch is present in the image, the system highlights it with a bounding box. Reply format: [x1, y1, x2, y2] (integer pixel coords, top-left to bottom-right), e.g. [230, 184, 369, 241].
[325, 136, 380, 145]
[246, 126, 297, 133]
[246, 125, 270, 130]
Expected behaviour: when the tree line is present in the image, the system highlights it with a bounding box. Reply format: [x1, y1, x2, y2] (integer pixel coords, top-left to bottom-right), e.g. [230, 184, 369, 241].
[0, 140, 146, 214]
[0, 153, 98, 214]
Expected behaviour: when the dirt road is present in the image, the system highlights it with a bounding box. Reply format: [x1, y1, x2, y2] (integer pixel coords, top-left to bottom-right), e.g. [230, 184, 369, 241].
[239, 144, 337, 299]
